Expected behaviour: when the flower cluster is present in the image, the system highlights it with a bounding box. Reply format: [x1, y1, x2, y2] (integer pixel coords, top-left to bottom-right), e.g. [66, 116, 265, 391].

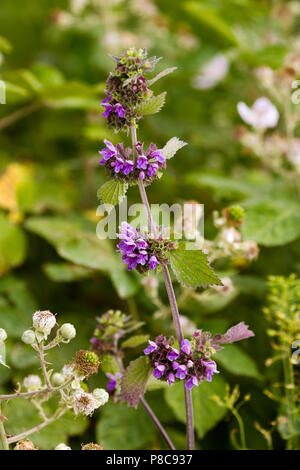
[99, 140, 166, 185]
[117, 222, 176, 273]
[101, 47, 159, 131]
[144, 334, 219, 390]
[90, 309, 129, 354]
[145, 323, 255, 390]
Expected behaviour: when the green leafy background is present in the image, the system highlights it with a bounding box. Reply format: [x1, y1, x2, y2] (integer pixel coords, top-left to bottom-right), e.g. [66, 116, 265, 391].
[0, 0, 298, 450]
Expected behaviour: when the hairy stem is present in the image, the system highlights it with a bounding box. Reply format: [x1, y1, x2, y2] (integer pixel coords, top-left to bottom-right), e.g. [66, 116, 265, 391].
[131, 126, 195, 450]
[0, 402, 9, 450]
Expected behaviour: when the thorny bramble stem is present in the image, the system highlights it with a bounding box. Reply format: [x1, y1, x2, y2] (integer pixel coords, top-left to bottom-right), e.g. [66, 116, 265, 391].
[0, 378, 73, 402]
[131, 126, 195, 450]
[0, 402, 9, 450]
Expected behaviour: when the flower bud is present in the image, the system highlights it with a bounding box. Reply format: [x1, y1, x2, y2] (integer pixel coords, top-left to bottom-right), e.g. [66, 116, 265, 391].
[59, 323, 76, 340]
[81, 442, 103, 450]
[23, 374, 42, 392]
[52, 372, 65, 387]
[55, 443, 71, 450]
[21, 329, 36, 345]
[14, 439, 36, 450]
[32, 310, 56, 340]
[0, 328, 7, 342]
[93, 388, 109, 406]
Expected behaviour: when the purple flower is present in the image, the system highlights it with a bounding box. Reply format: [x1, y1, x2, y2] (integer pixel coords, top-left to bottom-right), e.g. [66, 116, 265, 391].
[185, 376, 198, 390]
[102, 103, 113, 118]
[137, 155, 148, 170]
[99, 139, 117, 164]
[115, 103, 125, 118]
[149, 255, 159, 270]
[153, 364, 165, 379]
[167, 372, 175, 385]
[147, 163, 158, 177]
[123, 159, 134, 175]
[181, 339, 191, 355]
[151, 150, 165, 164]
[202, 360, 219, 382]
[144, 340, 158, 355]
[166, 348, 180, 362]
[113, 157, 124, 173]
[106, 372, 122, 392]
[139, 171, 145, 180]
[175, 364, 188, 380]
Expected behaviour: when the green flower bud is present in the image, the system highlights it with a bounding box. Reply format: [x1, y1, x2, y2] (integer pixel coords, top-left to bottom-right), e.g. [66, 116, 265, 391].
[0, 328, 7, 342]
[21, 330, 36, 345]
[52, 372, 65, 387]
[60, 323, 76, 340]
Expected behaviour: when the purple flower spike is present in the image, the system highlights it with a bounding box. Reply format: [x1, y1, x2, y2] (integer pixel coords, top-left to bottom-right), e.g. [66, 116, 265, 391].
[166, 348, 180, 362]
[149, 255, 159, 270]
[167, 372, 175, 385]
[175, 364, 187, 380]
[153, 364, 165, 379]
[144, 340, 158, 355]
[181, 339, 191, 355]
[185, 376, 198, 390]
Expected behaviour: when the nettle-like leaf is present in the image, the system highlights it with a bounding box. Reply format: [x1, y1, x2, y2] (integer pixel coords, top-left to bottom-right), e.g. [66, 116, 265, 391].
[137, 92, 166, 116]
[169, 242, 222, 288]
[147, 67, 177, 86]
[121, 335, 150, 349]
[121, 356, 151, 408]
[97, 179, 128, 211]
[161, 137, 187, 160]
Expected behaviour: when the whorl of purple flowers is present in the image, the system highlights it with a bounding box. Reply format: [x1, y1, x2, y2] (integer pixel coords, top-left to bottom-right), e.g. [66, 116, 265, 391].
[99, 140, 166, 185]
[117, 222, 160, 273]
[144, 335, 219, 390]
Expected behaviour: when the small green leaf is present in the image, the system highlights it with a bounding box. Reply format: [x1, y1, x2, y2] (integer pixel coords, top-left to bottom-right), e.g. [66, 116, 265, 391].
[97, 179, 128, 210]
[147, 67, 177, 86]
[215, 344, 262, 380]
[43, 262, 93, 282]
[121, 335, 149, 349]
[169, 242, 222, 288]
[162, 137, 187, 160]
[137, 92, 166, 116]
[121, 356, 151, 408]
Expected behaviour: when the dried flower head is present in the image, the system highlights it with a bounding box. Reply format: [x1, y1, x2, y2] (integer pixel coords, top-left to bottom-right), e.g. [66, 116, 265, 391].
[14, 439, 36, 450]
[81, 442, 103, 450]
[73, 391, 100, 416]
[75, 350, 100, 377]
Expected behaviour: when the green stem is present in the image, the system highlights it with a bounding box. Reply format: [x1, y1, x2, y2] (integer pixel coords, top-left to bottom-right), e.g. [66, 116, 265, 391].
[282, 355, 298, 450]
[231, 408, 247, 450]
[0, 402, 9, 450]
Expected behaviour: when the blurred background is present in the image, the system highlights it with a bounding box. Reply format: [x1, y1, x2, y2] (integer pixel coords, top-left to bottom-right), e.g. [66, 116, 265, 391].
[0, 0, 300, 450]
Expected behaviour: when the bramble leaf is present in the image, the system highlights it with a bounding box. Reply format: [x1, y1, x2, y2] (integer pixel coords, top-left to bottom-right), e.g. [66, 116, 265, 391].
[137, 92, 166, 116]
[121, 356, 151, 408]
[121, 335, 150, 349]
[162, 137, 187, 160]
[97, 179, 128, 211]
[169, 242, 222, 288]
[147, 67, 177, 86]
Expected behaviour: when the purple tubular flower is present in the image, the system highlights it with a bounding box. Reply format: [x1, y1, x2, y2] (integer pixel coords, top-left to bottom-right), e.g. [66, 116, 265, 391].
[166, 348, 180, 361]
[137, 155, 148, 170]
[144, 340, 158, 355]
[167, 372, 175, 385]
[106, 372, 122, 392]
[185, 376, 198, 390]
[149, 255, 159, 270]
[99, 139, 117, 164]
[175, 364, 188, 380]
[152, 150, 165, 164]
[123, 159, 134, 175]
[202, 360, 219, 382]
[147, 163, 158, 177]
[181, 339, 191, 355]
[115, 103, 125, 118]
[153, 364, 165, 379]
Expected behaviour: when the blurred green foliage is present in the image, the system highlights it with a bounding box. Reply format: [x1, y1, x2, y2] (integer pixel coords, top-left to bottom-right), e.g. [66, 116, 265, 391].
[0, 0, 299, 450]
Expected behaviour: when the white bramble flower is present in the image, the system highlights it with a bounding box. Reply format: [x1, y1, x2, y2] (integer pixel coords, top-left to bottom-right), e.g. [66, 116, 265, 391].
[23, 374, 42, 392]
[191, 54, 229, 90]
[73, 392, 101, 416]
[55, 443, 71, 450]
[0, 328, 7, 342]
[33, 310, 56, 340]
[237, 97, 279, 131]
[93, 388, 109, 406]
[214, 277, 234, 297]
[21, 329, 36, 345]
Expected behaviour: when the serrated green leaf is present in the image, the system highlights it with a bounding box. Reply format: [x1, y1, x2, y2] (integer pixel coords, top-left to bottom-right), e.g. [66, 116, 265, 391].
[165, 374, 227, 439]
[137, 92, 166, 116]
[121, 356, 151, 408]
[97, 179, 128, 211]
[121, 335, 149, 349]
[162, 137, 187, 160]
[169, 242, 222, 288]
[147, 67, 177, 86]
